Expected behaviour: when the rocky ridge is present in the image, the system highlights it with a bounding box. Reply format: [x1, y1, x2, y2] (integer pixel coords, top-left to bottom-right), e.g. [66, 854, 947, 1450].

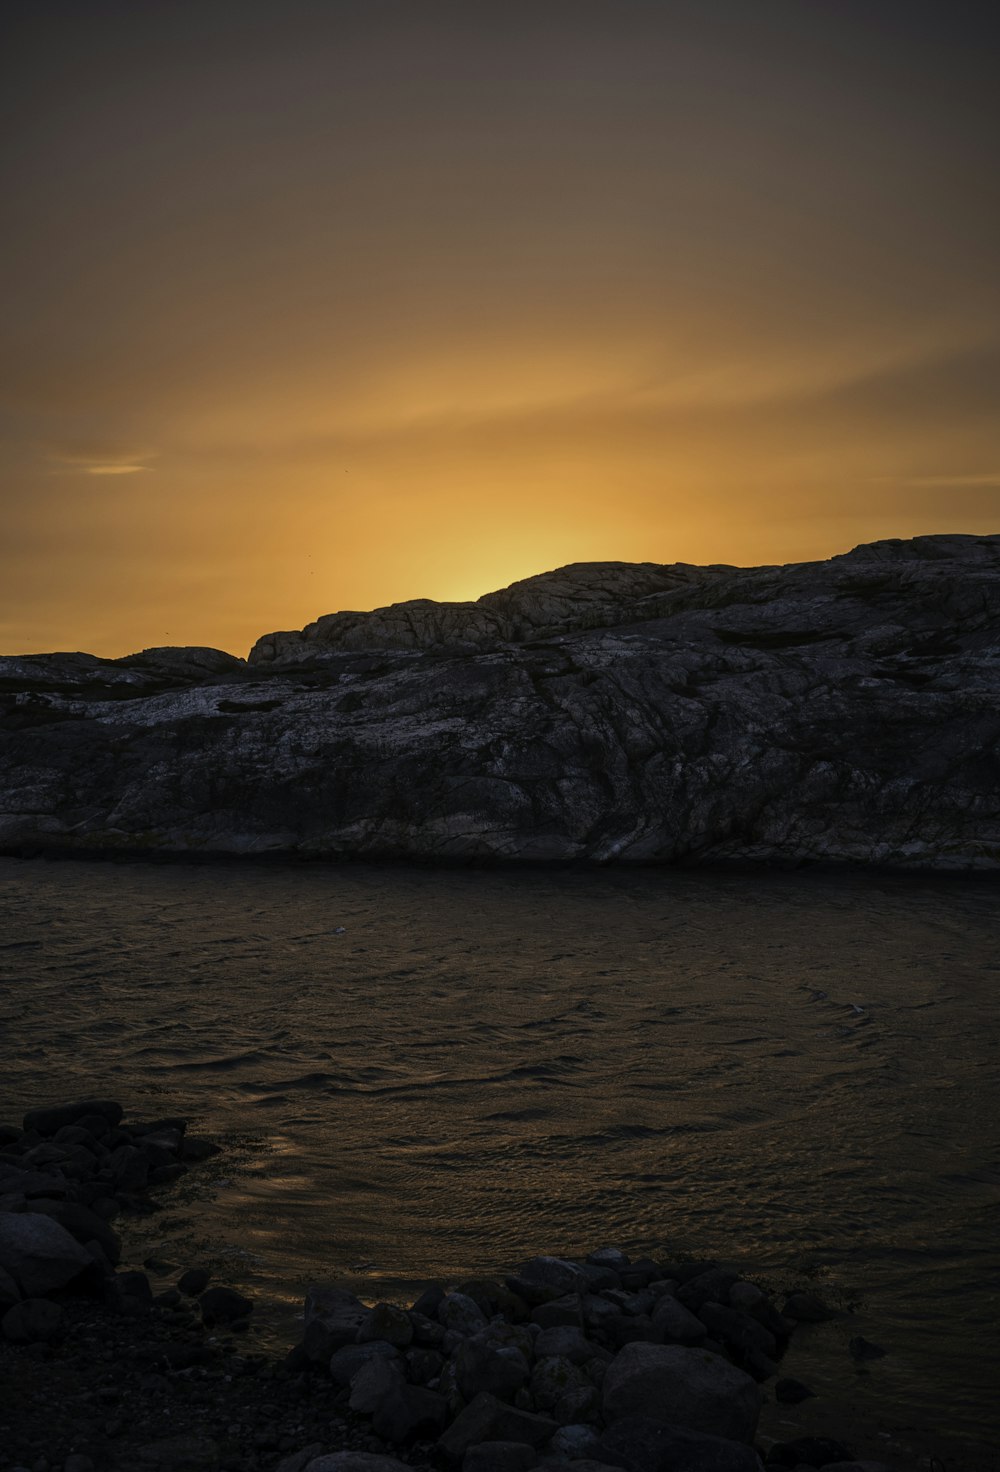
[2, 534, 999, 867]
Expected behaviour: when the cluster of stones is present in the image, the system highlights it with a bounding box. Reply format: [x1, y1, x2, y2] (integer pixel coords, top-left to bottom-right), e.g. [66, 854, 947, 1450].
[0, 1097, 238, 1348]
[282, 1252, 878, 1472]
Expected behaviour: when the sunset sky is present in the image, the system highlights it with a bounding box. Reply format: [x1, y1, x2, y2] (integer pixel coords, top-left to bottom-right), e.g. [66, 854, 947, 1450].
[2, 0, 998, 657]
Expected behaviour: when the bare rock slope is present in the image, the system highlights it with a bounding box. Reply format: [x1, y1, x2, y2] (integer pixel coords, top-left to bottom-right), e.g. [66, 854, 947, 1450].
[2, 535, 999, 867]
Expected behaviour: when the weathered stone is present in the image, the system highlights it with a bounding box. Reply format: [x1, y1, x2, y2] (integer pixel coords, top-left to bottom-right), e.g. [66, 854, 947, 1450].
[602, 1344, 761, 1443]
[437, 1392, 559, 1464]
[587, 1249, 630, 1271]
[782, 1292, 834, 1323]
[28, 1199, 121, 1266]
[349, 1354, 405, 1413]
[552, 1387, 601, 1425]
[517, 1257, 589, 1297]
[767, 1437, 854, 1468]
[439, 1291, 489, 1336]
[550, 1424, 602, 1459]
[0, 1211, 93, 1296]
[2, 1297, 62, 1343]
[774, 1377, 815, 1404]
[455, 1333, 531, 1401]
[0, 1265, 20, 1310]
[531, 1295, 584, 1330]
[531, 1355, 590, 1412]
[598, 1415, 762, 1472]
[534, 1326, 606, 1365]
[675, 1271, 737, 1314]
[651, 1296, 707, 1346]
[199, 1284, 252, 1324]
[177, 1267, 210, 1296]
[357, 1301, 413, 1347]
[22, 1100, 123, 1137]
[463, 1442, 539, 1472]
[372, 1383, 450, 1443]
[329, 1339, 399, 1386]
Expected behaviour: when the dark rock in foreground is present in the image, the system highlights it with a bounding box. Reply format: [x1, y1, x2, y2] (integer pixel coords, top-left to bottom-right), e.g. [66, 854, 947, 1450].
[2, 535, 999, 866]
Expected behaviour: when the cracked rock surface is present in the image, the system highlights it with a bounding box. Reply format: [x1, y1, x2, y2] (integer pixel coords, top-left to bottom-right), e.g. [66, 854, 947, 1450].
[1, 534, 999, 867]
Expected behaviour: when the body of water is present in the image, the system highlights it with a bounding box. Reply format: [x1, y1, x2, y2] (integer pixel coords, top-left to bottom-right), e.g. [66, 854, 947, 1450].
[1, 857, 997, 1465]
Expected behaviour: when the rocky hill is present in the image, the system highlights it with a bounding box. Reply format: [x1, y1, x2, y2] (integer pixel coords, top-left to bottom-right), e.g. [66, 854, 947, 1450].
[2, 534, 999, 867]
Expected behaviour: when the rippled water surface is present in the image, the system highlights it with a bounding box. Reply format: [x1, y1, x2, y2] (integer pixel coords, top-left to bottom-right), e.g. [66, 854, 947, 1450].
[2, 857, 998, 1462]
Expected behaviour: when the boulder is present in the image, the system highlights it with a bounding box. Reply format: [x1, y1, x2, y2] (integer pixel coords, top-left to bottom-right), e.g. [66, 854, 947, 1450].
[598, 1415, 763, 1472]
[550, 1424, 602, 1460]
[0, 1211, 93, 1296]
[357, 1301, 414, 1347]
[455, 1333, 532, 1401]
[349, 1355, 405, 1413]
[438, 1392, 559, 1464]
[651, 1297, 707, 1346]
[439, 1291, 489, 1336]
[329, 1340, 399, 1386]
[534, 1326, 606, 1365]
[602, 1344, 761, 1443]
[530, 1355, 590, 1411]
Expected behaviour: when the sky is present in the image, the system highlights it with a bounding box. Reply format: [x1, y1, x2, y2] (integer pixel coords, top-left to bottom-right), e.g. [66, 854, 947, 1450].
[2, 0, 998, 657]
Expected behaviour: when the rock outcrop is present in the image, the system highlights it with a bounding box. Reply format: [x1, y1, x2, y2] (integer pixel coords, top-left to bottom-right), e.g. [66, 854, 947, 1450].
[2, 534, 999, 867]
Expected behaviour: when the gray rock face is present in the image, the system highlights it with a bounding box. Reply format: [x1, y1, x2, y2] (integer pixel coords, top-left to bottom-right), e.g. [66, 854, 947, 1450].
[3, 536, 1000, 868]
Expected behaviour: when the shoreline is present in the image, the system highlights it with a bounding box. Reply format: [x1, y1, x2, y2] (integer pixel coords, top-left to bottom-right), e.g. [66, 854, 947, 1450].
[2, 1098, 989, 1472]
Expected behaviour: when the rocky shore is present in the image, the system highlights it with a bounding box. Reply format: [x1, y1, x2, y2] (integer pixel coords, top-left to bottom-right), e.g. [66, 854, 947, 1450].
[2, 1099, 903, 1472]
[2, 534, 1000, 868]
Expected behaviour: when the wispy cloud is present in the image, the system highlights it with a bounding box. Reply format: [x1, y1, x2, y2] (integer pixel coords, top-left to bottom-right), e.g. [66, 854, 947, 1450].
[871, 472, 1000, 488]
[44, 444, 156, 476]
[83, 463, 151, 475]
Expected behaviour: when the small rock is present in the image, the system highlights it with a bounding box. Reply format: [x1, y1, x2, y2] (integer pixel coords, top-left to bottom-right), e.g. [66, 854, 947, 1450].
[849, 1335, 887, 1361]
[767, 1437, 854, 1468]
[782, 1292, 835, 1323]
[464, 1444, 539, 1472]
[177, 1267, 211, 1297]
[2, 1297, 62, 1343]
[200, 1285, 253, 1324]
[586, 1248, 630, 1271]
[775, 1377, 815, 1404]
[64, 1457, 95, 1472]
